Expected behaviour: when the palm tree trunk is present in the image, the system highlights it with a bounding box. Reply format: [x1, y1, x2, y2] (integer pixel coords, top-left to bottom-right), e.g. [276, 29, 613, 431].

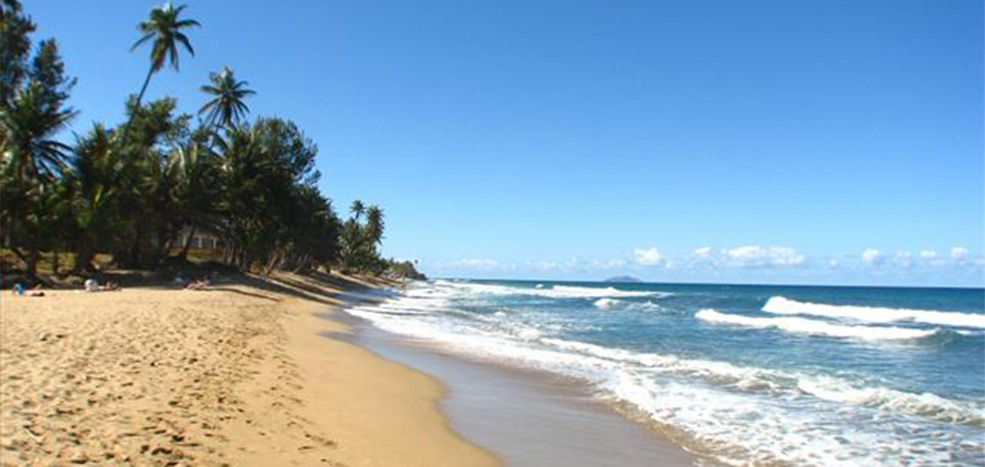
[120, 66, 155, 143]
[206, 121, 222, 153]
[179, 225, 196, 259]
[25, 246, 40, 279]
[73, 244, 96, 274]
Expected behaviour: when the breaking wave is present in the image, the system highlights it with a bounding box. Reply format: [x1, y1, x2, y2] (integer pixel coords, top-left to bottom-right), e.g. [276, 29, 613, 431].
[763, 296, 985, 328]
[344, 281, 985, 465]
[696, 309, 944, 341]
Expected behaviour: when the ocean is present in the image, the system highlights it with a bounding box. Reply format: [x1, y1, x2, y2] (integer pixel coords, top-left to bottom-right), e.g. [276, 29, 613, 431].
[345, 279, 985, 466]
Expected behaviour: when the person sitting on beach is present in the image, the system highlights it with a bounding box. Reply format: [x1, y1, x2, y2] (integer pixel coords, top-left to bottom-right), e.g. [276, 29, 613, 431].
[185, 277, 211, 291]
[84, 279, 121, 292]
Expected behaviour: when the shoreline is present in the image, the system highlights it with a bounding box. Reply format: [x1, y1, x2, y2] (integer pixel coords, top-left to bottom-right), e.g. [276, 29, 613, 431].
[0, 272, 496, 466]
[278, 290, 499, 467]
[330, 308, 700, 466]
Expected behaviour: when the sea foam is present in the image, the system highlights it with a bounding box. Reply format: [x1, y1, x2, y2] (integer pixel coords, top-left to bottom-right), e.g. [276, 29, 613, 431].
[345, 282, 985, 466]
[348, 292, 983, 427]
[593, 298, 621, 309]
[695, 309, 941, 341]
[763, 296, 985, 328]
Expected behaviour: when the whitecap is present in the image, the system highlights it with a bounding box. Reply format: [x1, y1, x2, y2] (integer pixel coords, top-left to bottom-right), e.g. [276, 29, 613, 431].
[695, 309, 941, 341]
[763, 296, 985, 328]
[594, 298, 622, 309]
[346, 284, 985, 466]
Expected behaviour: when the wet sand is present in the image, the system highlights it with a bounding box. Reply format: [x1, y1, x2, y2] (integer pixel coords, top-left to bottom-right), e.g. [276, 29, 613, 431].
[330, 312, 698, 467]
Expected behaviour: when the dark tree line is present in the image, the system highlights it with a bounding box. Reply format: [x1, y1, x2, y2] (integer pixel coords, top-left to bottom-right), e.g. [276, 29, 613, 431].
[1, 1, 404, 279]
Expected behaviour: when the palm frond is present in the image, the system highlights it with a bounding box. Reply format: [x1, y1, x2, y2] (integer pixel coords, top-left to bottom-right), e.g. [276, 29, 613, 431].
[175, 33, 195, 56]
[131, 33, 155, 51]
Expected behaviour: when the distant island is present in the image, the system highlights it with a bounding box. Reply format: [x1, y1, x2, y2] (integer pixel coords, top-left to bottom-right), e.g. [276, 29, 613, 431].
[604, 276, 642, 283]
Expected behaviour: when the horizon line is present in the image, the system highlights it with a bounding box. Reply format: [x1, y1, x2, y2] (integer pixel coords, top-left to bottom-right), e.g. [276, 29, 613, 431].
[433, 276, 985, 291]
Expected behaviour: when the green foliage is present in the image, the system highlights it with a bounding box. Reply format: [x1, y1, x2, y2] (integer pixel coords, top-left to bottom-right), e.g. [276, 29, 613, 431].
[215, 118, 336, 272]
[132, 2, 200, 74]
[122, 1, 199, 143]
[339, 202, 386, 273]
[1, 1, 399, 280]
[1, 84, 75, 181]
[0, 0, 35, 105]
[30, 39, 76, 113]
[0, 8, 77, 277]
[383, 259, 427, 280]
[65, 124, 123, 272]
[199, 66, 255, 131]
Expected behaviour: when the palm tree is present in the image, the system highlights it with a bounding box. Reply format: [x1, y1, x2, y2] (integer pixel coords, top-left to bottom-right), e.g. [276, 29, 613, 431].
[350, 199, 365, 221]
[1, 85, 75, 277]
[199, 66, 255, 131]
[67, 124, 122, 273]
[0, 84, 75, 183]
[168, 140, 218, 258]
[124, 1, 199, 139]
[365, 205, 384, 246]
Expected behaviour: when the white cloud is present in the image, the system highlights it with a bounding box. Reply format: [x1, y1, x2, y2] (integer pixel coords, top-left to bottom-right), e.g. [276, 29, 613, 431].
[437, 259, 505, 271]
[894, 251, 913, 269]
[691, 246, 713, 259]
[951, 247, 970, 261]
[861, 248, 882, 264]
[721, 246, 805, 268]
[919, 250, 938, 260]
[828, 259, 839, 268]
[634, 247, 665, 266]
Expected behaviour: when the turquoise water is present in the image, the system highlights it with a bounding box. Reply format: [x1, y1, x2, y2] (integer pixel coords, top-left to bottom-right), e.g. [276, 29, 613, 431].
[347, 280, 985, 466]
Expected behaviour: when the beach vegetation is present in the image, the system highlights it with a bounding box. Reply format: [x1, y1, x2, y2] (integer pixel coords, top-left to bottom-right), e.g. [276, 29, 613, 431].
[0, 0, 414, 283]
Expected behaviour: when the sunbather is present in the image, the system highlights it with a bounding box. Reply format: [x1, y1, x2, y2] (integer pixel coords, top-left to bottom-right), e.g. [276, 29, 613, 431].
[26, 285, 44, 297]
[185, 278, 211, 291]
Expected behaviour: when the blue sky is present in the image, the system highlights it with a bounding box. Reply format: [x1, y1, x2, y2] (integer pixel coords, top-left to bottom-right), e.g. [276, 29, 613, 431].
[30, 0, 984, 286]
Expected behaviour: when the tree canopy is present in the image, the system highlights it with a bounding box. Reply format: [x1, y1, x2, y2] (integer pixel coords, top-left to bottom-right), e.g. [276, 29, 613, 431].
[0, 0, 418, 281]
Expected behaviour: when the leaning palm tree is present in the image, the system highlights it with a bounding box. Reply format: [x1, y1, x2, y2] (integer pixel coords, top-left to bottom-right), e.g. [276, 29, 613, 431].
[124, 1, 199, 139]
[350, 199, 365, 222]
[199, 66, 255, 131]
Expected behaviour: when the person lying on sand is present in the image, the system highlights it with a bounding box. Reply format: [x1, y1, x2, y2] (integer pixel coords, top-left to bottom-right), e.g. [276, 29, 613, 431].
[185, 278, 211, 291]
[26, 284, 45, 297]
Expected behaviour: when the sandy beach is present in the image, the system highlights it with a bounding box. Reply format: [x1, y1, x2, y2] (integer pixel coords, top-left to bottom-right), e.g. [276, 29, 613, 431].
[0, 273, 497, 466]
